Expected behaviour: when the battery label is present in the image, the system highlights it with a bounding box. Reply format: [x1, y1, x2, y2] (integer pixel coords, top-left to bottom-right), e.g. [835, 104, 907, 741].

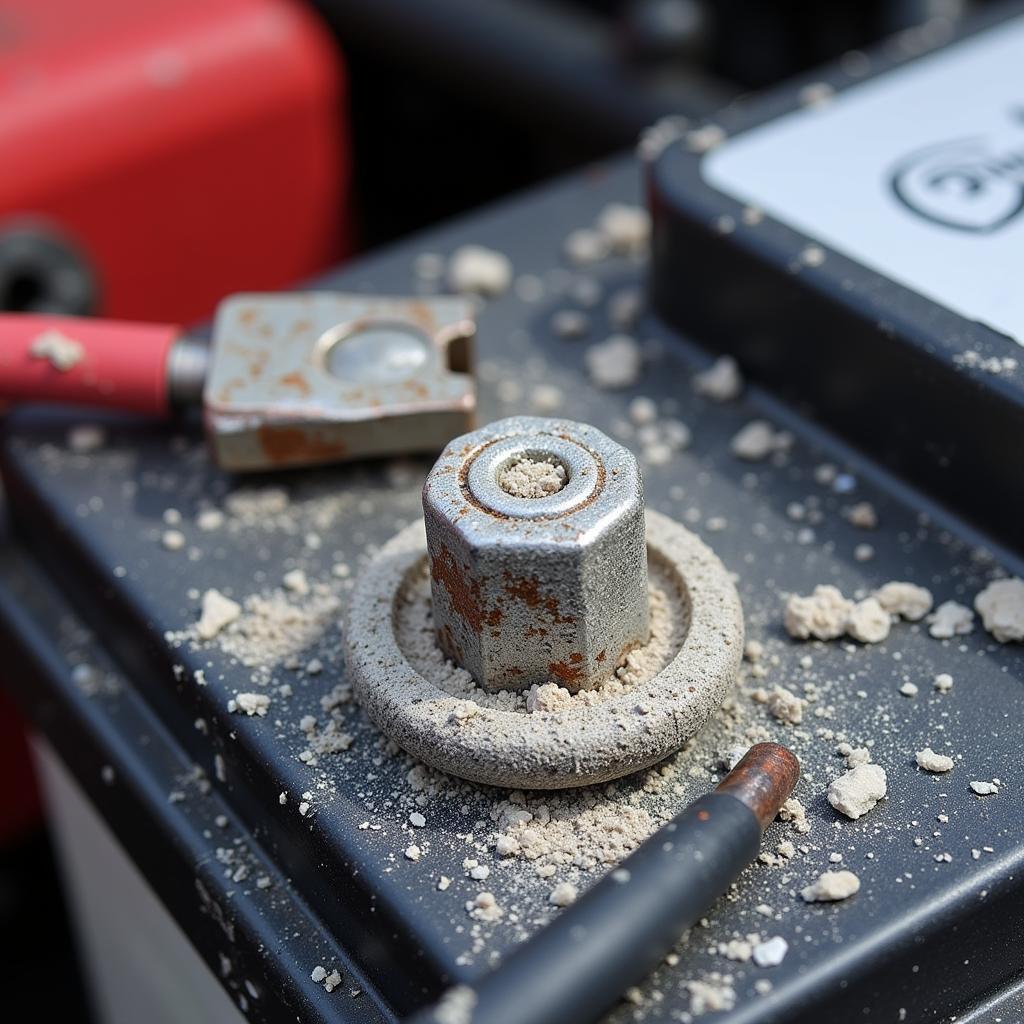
[704, 15, 1024, 347]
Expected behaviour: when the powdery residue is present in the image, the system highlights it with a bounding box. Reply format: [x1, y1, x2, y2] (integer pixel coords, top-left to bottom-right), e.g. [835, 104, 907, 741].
[801, 870, 860, 902]
[827, 764, 887, 820]
[916, 748, 954, 773]
[171, 583, 342, 686]
[497, 456, 566, 498]
[585, 334, 642, 389]
[447, 245, 513, 297]
[927, 601, 974, 639]
[196, 589, 241, 640]
[784, 580, 934, 645]
[395, 551, 689, 713]
[784, 585, 853, 641]
[730, 420, 791, 462]
[975, 578, 1024, 643]
[30, 330, 84, 371]
[395, 684, 760, 875]
[692, 355, 743, 402]
[874, 582, 933, 622]
[492, 790, 657, 870]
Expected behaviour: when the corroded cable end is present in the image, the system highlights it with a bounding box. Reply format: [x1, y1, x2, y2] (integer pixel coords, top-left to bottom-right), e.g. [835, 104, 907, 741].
[715, 742, 800, 831]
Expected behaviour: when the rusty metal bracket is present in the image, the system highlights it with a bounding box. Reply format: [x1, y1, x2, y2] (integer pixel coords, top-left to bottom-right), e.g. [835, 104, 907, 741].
[204, 292, 476, 471]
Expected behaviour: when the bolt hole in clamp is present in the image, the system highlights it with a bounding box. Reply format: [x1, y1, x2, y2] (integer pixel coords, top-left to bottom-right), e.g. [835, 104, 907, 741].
[0, 293, 477, 470]
[347, 416, 745, 789]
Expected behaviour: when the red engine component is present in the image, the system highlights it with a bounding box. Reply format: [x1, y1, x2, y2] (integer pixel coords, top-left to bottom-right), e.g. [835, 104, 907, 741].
[0, 0, 351, 324]
[0, 0, 352, 843]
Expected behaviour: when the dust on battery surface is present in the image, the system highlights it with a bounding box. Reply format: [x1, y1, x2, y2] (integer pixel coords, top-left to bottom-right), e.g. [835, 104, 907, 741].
[46, 192, 1018, 1016]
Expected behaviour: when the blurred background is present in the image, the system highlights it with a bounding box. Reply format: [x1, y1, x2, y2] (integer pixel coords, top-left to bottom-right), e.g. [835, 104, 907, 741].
[0, 0, 986, 1016]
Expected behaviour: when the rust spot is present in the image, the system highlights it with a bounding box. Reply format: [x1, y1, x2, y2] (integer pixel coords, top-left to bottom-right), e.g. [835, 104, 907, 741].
[548, 660, 584, 686]
[405, 302, 440, 333]
[403, 380, 430, 399]
[278, 371, 311, 397]
[697, 809, 711, 821]
[438, 624, 464, 665]
[596, 649, 607, 663]
[504, 574, 542, 608]
[257, 426, 348, 466]
[430, 544, 483, 632]
[569, 653, 583, 664]
[216, 376, 247, 403]
[502, 574, 575, 625]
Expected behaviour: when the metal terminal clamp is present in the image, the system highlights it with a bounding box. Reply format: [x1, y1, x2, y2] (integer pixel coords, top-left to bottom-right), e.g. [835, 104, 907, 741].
[204, 292, 476, 471]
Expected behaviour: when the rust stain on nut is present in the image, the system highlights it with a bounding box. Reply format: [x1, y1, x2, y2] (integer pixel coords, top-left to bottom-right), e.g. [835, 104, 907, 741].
[548, 659, 584, 686]
[502, 574, 575, 625]
[430, 544, 483, 633]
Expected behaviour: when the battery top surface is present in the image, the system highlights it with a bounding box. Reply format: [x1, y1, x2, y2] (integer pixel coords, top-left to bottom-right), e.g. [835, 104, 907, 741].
[3, 152, 1024, 1024]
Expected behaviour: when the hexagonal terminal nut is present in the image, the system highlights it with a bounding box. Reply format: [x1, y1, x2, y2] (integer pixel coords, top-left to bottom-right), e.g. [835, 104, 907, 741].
[422, 416, 649, 693]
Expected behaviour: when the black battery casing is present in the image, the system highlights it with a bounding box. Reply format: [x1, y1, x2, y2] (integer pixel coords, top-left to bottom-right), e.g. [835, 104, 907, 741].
[648, 2, 1024, 553]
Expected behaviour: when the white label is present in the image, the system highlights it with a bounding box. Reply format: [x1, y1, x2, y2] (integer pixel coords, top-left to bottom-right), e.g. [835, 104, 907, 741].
[704, 16, 1024, 347]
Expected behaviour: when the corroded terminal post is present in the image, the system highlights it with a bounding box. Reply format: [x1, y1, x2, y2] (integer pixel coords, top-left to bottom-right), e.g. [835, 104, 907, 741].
[422, 416, 650, 693]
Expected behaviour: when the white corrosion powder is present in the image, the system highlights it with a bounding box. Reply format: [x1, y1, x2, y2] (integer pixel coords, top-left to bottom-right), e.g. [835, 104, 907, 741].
[564, 228, 610, 266]
[692, 355, 743, 402]
[801, 870, 860, 902]
[447, 245, 512, 297]
[396, 552, 688, 714]
[232, 692, 270, 717]
[202, 589, 340, 681]
[497, 456, 566, 499]
[927, 601, 974, 639]
[596, 202, 651, 255]
[525, 683, 573, 714]
[779, 797, 811, 835]
[686, 976, 736, 1015]
[784, 585, 853, 641]
[846, 502, 878, 529]
[433, 985, 477, 1024]
[970, 780, 999, 796]
[584, 334, 642, 389]
[874, 581, 933, 622]
[845, 597, 891, 644]
[827, 763, 887, 819]
[731, 420, 786, 462]
[196, 589, 242, 640]
[975, 578, 1024, 642]
[548, 881, 578, 907]
[752, 936, 788, 967]
[916, 748, 954, 773]
[785, 581, 935, 645]
[30, 330, 84, 371]
[750, 685, 804, 725]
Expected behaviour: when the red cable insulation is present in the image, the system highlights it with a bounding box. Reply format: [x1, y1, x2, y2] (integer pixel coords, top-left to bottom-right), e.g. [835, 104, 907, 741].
[0, 314, 182, 416]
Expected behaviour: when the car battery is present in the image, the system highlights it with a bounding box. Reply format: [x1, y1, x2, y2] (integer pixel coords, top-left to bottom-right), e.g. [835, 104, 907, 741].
[0, 0, 351, 323]
[647, 2, 1024, 551]
[1, 13, 1024, 1024]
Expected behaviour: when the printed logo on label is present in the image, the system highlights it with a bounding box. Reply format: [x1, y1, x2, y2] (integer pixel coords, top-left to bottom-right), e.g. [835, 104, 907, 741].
[889, 110, 1024, 233]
